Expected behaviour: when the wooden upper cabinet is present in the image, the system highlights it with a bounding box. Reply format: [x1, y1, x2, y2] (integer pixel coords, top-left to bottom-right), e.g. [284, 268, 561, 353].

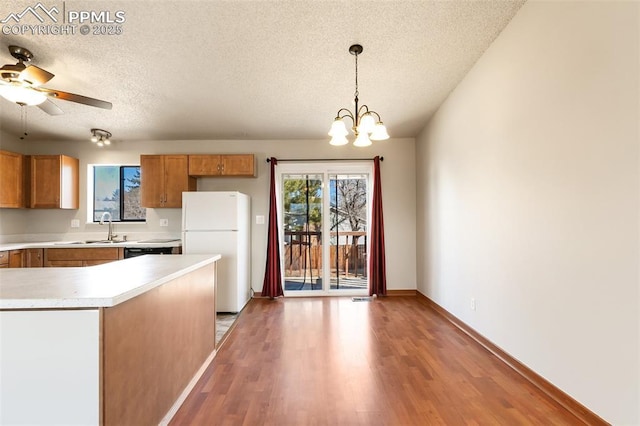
[30, 155, 79, 209]
[140, 155, 196, 208]
[140, 155, 164, 208]
[164, 155, 196, 207]
[0, 150, 27, 208]
[221, 154, 255, 177]
[188, 155, 221, 176]
[188, 154, 255, 177]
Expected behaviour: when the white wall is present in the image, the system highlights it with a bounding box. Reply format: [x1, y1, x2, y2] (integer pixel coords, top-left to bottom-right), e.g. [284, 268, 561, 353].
[1, 138, 416, 295]
[416, 1, 639, 424]
[0, 130, 28, 235]
[0, 130, 23, 152]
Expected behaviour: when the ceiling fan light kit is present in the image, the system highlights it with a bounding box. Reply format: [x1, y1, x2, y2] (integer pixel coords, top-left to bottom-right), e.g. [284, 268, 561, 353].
[329, 44, 389, 147]
[0, 45, 113, 115]
[0, 83, 47, 105]
[91, 128, 112, 147]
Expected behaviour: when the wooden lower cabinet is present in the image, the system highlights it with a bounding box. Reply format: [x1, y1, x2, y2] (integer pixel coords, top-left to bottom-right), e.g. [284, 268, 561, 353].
[26, 249, 43, 267]
[44, 247, 124, 267]
[46, 260, 84, 267]
[0, 250, 42, 268]
[9, 250, 23, 268]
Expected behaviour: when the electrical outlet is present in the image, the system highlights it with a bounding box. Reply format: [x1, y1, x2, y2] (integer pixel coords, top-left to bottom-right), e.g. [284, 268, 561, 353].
[70, 219, 80, 228]
[159, 219, 169, 227]
[470, 298, 476, 311]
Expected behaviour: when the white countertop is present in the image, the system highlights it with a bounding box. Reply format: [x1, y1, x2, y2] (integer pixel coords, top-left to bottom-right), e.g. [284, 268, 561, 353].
[0, 239, 182, 251]
[0, 254, 221, 309]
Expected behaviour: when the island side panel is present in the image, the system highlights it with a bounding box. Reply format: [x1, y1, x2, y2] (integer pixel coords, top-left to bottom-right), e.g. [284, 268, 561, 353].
[0, 309, 101, 425]
[103, 262, 216, 426]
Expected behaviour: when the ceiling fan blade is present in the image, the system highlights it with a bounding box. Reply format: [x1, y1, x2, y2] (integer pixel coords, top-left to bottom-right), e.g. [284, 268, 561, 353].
[37, 99, 64, 115]
[39, 87, 112, 110]
[21, 65, 54, 86]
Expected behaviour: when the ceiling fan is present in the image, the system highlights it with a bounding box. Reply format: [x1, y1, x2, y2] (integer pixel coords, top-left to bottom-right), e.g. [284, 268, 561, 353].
[0, 45, 112, 115]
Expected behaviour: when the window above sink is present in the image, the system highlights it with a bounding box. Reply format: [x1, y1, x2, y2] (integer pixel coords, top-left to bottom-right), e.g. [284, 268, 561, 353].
[88, 165, 146, 224]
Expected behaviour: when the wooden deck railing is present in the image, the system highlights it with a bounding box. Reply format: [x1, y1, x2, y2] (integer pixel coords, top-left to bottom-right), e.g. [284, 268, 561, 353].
[284, 231, 367, 278]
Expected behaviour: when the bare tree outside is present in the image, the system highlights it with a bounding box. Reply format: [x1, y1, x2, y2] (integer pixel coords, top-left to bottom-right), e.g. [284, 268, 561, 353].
[331, 177, 367, 246]
[94, 166, 145, 222]
[330, 174, 368, 285]
[123, 167, 145, 220]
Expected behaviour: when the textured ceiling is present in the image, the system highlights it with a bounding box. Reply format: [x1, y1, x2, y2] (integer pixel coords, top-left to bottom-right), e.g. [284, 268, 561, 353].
[0, 0, 525, 143]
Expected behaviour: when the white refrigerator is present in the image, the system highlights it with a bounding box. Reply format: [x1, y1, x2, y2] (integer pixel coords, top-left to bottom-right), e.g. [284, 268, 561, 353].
[182, 191, 251, 313]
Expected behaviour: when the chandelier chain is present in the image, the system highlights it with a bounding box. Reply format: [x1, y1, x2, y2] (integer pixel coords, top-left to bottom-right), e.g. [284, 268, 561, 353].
[354, 52, 359, 99]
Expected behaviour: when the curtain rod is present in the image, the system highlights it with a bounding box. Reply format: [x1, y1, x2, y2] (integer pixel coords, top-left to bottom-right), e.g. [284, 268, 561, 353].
[266, 157, 383, 163]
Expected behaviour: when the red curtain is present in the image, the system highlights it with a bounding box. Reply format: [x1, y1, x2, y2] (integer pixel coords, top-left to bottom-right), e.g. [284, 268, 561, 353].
[262, 157, 284, 298]
[369, 156, 387, 296]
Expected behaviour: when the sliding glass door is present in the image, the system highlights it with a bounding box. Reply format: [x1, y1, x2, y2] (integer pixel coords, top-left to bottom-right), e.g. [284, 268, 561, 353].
[279, 163, 371, 296]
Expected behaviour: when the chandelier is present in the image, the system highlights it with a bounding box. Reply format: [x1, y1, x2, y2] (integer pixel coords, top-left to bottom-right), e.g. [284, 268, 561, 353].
[90, 128, 112, 147]
[328, 44, 389, 147]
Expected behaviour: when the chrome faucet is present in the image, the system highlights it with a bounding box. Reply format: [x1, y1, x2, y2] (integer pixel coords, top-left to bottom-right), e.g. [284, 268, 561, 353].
[100, 211, 116, 241]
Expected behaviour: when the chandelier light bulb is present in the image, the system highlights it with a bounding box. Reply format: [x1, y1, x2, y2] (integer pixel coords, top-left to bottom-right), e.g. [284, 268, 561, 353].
[90, 135, 98, 143]
[358, 114, 376, 134]
[353, 132, 372, 147]
[329, 134, 349, 146]
[97, 141, 104, 147]
[329, 118, 348, 137]
[370, 122, 390, 141]
[103, 138, 111, 145]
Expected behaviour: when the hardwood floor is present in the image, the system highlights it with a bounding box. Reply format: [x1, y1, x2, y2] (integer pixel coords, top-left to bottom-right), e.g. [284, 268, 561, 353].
[171, 297, 584, 425]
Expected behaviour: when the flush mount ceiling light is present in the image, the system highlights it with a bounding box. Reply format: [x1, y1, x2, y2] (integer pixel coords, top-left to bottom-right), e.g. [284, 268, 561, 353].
[329, 44, 389, 147]
[90, 128, 112, 147]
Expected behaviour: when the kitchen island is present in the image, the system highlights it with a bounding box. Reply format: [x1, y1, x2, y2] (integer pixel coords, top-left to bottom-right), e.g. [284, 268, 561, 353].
[0, 254, 220, 425]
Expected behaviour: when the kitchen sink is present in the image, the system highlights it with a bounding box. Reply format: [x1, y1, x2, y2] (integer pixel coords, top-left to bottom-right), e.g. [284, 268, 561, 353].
[53, 240, 127, 245]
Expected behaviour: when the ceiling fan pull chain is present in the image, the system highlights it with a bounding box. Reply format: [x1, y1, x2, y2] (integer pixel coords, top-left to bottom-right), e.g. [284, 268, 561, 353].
[23, 105, 28, 138]
[19, 104, 27, 139]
